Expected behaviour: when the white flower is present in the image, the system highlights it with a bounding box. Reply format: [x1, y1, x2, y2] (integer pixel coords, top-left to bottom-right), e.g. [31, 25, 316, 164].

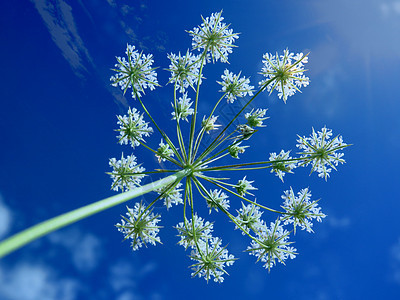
[217, 69, 254, 103]
[156, 139, 174, 162]
[245, 108, 269, 128]
[189, 237, 236, 283]
[280, 187, 326, 233]
[202, 115, 221, 133]
[110, 44, 159, 99]
[259, 49, 309, 103]
[206, 189, 230, 213]
[296, 127, 348, 180]
[188, 11, 239, 63]
[171, 93, 194, 122]
[246, 220, 297, 272]
[116, 202, 162, 251]
[116, 107, 153, 148]
[228, 142, 249, 159]
[236, 124, 256, 140]
[175, 215, 213, 250]
[269, 150, 297, 182]
[109, 153, 145, 192]
[157, 183, 183, 209]
[166, 50, 202, 93]
[234, 202, 264, 235]
[235, 176, 257, 196]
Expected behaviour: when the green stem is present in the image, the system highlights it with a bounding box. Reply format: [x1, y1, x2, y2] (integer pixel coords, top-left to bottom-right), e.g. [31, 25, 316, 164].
[0, 168, 191, 259]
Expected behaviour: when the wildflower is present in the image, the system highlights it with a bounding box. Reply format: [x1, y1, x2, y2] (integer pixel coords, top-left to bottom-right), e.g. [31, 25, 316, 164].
[228, 142, 248, 159]
[245, 108, 269, 128]
[189, 237, 236, 283]
[188, 11, 239, 63]
[116, 202, 162, 251]
[171, 93, 194, 122]
[235, 176, 257, 196]
[156, 139, 174, 163]
[296, 127, 348, 180]
[206, 189, 230, 213]
[157, 183, 183, 209]
[202, 115, 221, 133]
[110, 44, 159, 99]
[259, 49, 309, 103]
[236, 124, 256, 140]
[280, 187, 326, 233]
[109, 153, 145, 192]
[175, 215, 214, 250]
[116, 107, 153, 148]
[217, 69, 254, 103]
[166, 50, 202, 93]
[246, 220, 297, 272]
[234, 202, 264, 235]
[269, 150, 297, 182]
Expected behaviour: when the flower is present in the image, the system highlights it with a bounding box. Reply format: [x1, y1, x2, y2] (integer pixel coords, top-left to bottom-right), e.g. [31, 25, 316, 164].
[109, 153, 145, 192]
[110, 44, 159, 99]
[205, 189, 230, 213]
[246, 220, 297, 272]
[188, 11, 239, 63]
[259, 49, 309, 103]
[202, 115, 221, 133]
[245, 108, 269, 128]
[228, 142, 248, 159]
[269, 150, 297, 182]
[156, 139, 174, 163]
[175, 215, 214, 250]
[280, 187, 326, 233]
[234, 202, 264, 235]
[217, 69, 254, 103]
[116, 107, 153, 148]
[171, 93, 194, 122]
[166, 50, 202, 93]
[236, 124, 256, 140]
[157, 182, 183, 209]
[116, 201, 162, 251]
[296, 127, 348, 180]
[189, 237, 236, 283]
[235, 176, 257, 196]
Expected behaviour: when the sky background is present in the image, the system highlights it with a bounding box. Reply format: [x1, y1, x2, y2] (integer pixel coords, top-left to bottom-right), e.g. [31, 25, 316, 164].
[0, 0, 400, 299]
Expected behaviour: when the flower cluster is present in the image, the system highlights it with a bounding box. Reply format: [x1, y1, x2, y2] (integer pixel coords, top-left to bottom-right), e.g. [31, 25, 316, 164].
[116, 201, 162, 251]
[109, 153, 145, 192]
[269, 150, 297, 182]
[217, 69, 254, 103]
[171, 93, 194, 122]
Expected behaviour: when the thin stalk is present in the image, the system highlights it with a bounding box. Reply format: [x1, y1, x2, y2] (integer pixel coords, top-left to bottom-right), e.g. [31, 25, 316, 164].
[0, 168, 191, 259]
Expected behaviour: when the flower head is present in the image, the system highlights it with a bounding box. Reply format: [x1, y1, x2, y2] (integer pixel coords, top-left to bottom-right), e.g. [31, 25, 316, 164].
[156, 139, 174, 163]
[157, 182, 183, 210]
[269, 150, 297, 182]
[235, 176, 257, 196]
[280, 187, 326, 234]
[259, 49, 309, 103]
[296, 127, 348, 180]
[228, 142, 248, 159]
[109, 153, 145, 192]
[202, 115, 221, 133]
[188, 11, 239, 63]
[171, 93, 194, 122]
[175, 215, 213, 250]
[234, 202, 264, 235]
[236, 124, 256, 140]
[110, 44, 159, 99]
[166, 50, 202, 93]
[217, 69, 254, 103]
[245, 108, 269, 128]
[116, 201, 162, 251]
[189, 237, 236, 283]
[205, 189, 230, 213]
[116, 107, 153, 148]
[246, 220, 297, 272]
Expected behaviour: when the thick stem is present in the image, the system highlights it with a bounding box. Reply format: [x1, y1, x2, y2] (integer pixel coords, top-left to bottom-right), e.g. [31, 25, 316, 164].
[0, 168, 191, 259]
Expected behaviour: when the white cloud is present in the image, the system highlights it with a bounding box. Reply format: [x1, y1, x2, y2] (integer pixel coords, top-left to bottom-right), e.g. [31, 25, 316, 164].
[48, 228, 102, 272]
[31, 0, 93, 78]
[0, 263, 80, 300]
[327, 216, 350, 228]
[390, 237, 400, 284]
[0, 194, 12, 239]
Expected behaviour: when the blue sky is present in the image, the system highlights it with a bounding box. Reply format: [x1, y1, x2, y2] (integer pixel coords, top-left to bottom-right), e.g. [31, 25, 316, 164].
[1, 0, 400, 299]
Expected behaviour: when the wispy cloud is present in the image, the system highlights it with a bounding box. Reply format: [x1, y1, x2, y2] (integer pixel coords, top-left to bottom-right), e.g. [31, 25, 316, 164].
[0, 194, 12, 239]
[390, 237, 400, 284]
[31, 0, 93, 78]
